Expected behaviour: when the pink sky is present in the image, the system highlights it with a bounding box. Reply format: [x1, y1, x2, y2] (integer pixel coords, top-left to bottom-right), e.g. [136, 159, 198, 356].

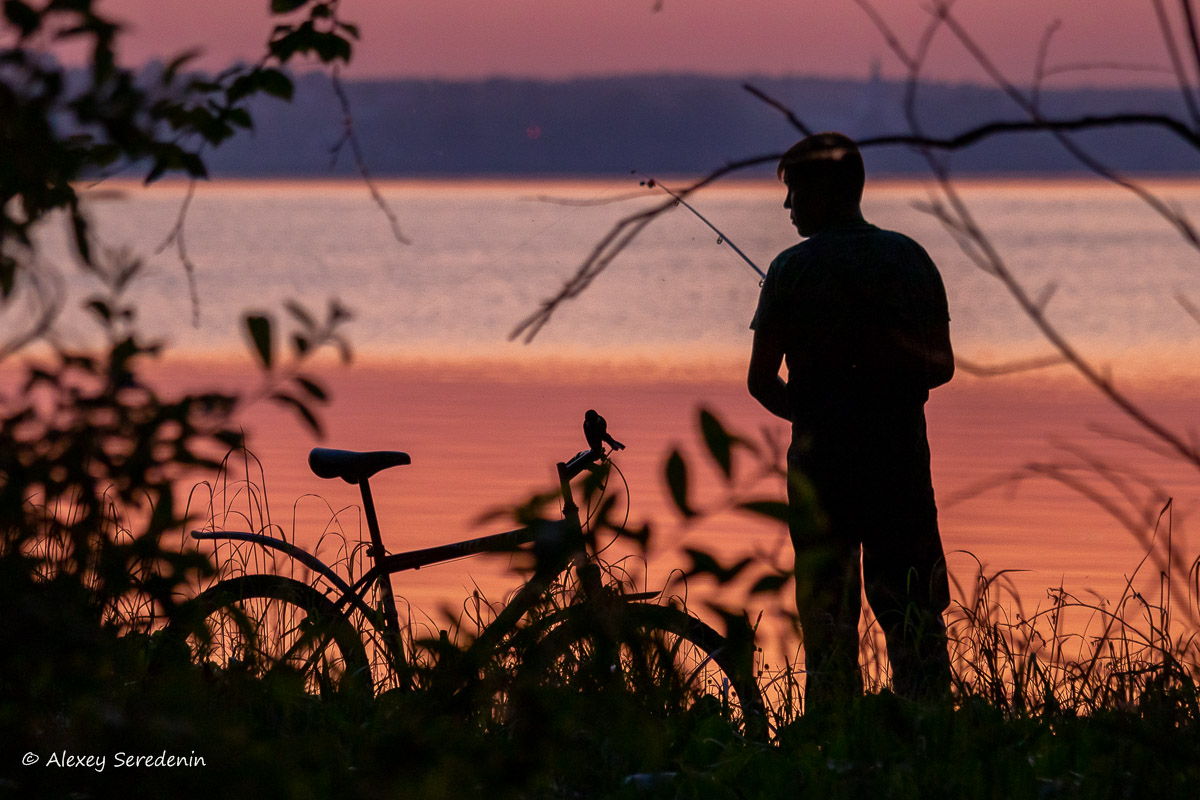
[99, 0, 1173, 86]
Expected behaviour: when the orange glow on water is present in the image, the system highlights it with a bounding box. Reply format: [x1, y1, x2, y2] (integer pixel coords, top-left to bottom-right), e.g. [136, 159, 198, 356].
[145, 358, 1200, 626]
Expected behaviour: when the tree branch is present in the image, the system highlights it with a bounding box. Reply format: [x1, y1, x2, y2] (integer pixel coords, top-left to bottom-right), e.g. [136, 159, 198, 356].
[1152, 0, 1200, 127]
[740, 84, 811, 136]
[508, 153, 779, 343]
[329, 65, 411, 246]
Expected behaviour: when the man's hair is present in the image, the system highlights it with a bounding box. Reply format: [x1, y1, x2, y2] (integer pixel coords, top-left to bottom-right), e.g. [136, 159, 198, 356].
[776, 132, 865, 206]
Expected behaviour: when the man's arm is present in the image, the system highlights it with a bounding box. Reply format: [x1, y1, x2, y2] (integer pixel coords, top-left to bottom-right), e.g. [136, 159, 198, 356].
[927, 317, 954, 389]
[747, 326, 793, 422]
[915, 244, 954, 389]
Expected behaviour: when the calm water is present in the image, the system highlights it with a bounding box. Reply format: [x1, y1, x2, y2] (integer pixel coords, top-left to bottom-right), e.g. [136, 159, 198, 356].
[38, 177, 1200, 376]
[22, 178, 1200, 635]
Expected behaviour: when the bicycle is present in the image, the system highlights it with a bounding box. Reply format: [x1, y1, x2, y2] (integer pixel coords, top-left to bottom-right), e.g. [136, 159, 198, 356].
[170, 411, 766, 737]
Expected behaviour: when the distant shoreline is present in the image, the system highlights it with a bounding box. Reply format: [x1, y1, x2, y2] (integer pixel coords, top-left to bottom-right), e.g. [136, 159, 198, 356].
[78, 174, 1200, 191]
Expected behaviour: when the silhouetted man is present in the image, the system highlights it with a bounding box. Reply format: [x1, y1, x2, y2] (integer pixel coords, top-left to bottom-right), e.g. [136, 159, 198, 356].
[748, 132, 954, 708]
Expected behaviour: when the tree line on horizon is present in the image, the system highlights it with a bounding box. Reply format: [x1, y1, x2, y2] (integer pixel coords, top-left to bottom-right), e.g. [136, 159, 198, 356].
[184, 71, 1196, 178]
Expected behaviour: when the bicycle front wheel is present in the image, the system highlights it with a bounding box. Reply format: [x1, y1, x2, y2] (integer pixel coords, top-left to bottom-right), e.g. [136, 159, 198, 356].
[518, 601, 766, 740]
[171, 575, 371, 695]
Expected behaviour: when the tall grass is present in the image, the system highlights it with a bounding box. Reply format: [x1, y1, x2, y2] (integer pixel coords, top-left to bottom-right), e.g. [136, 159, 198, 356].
[17, 441, 1197, 798]
[178, 445, 1200, 731]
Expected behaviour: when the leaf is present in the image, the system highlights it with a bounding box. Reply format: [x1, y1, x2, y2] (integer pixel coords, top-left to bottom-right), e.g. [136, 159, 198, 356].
[684, 549, 723, 579]
[338, 21, 360, 39]
[180, 151, 209, 179]
[284, 299, 316, 328]
[683, 548, 753, 585]
[163, 48, 202, 83]
[87, 299, 112, 323]
[664, 449, 695, 518]
[226, 75, 253, 104]
[699, 407, 733, 479]
[71, 210, 91, 264]
[243, 314, 273, 369]
[225, 107, 253, 130]
[0, 256, 16, 299]
[270, 0, 309, 13]
[3, 0, 39, 37]
[737, 500, 791, 522]
[314, 31, 352, 63]
[328, 298, 352, 323]
[214, 430, 244, 450]
[257, 68, 294, 100]
[294, 375, 327, 402]
[332, 334, 352, 364]
[269, 30, 305, 62]
[749, 573, 790, 595]
[271, 392, 322, 436]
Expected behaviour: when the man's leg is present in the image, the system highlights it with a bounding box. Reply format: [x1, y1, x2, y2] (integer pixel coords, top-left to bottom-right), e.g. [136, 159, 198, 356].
[788, 462, 863, 710]
[862, 540, 951, 701]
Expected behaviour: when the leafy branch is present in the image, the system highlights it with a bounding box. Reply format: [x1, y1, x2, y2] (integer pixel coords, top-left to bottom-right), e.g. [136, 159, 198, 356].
[2, 0, 402, 339]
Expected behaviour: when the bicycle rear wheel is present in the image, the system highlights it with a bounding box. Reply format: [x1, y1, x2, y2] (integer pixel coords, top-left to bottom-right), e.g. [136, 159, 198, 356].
[172, 575, 371, 695]
[517, 601, 766, 740]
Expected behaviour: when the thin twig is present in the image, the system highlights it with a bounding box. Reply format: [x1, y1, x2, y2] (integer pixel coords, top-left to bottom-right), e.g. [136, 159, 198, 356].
[1175, 289, 1200, 324]
[1031, 19, 1063, 112]
[1086, 421, 1187, 462]
[1154, 0, 1200, 128]
[954, 354, 1065, 377]
[0, 255, 65, 362]
[926, 176, 1200, 469]
[329, 65, 411, 246]
[936, 4, 1200, 250]
[524, 190, 649, 207]
[855, 0, 1200, 474]
[1179, 0, 1200, 108]
[1047, 438, 1169, 524]
[508, 153, 779, 342]
[1041, 61, 1173, 80]
[154, 178, 202, 326]
[516, 104, 1200, 343]
[740, 84, 812, 136]
[859, 113, 1200, 152]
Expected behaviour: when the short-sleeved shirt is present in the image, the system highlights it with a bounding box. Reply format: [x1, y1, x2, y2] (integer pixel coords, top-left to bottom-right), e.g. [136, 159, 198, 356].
[751, 221, 950, 452]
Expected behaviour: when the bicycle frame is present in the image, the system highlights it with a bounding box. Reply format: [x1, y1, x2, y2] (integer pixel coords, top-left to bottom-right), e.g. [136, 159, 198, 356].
[191, 441, 648, 683]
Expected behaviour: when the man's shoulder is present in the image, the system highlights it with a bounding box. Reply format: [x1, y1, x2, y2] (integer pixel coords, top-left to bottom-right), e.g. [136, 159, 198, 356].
[770, 241, 811, 269]
[768, 225, 935, 275]
[862, 225, 929, 256]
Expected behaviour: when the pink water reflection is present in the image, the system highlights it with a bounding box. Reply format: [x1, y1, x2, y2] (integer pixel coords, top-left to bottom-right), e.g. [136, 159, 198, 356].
[153, 359, 1200, 633]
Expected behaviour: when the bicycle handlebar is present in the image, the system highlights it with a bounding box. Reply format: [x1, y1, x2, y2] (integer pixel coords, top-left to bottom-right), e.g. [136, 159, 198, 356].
[559, 447, 600, 481]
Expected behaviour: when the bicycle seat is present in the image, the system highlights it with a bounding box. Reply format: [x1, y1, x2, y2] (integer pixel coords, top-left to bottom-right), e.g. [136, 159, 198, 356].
[308, 447, 411, 484]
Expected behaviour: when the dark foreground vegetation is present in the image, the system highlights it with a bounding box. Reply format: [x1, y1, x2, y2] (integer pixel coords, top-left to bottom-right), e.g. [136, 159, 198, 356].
[4, 550, 1200, 800]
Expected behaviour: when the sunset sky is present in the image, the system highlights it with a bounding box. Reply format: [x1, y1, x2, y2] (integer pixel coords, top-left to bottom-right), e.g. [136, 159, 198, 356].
[100, 0, 1173, 86]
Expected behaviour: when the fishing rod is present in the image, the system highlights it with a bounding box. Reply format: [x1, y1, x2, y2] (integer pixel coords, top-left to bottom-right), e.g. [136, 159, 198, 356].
[639, 175, 766, 283]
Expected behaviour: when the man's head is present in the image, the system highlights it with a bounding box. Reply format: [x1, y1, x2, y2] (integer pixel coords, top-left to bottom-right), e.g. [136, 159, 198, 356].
[777, 132, 865, 236]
